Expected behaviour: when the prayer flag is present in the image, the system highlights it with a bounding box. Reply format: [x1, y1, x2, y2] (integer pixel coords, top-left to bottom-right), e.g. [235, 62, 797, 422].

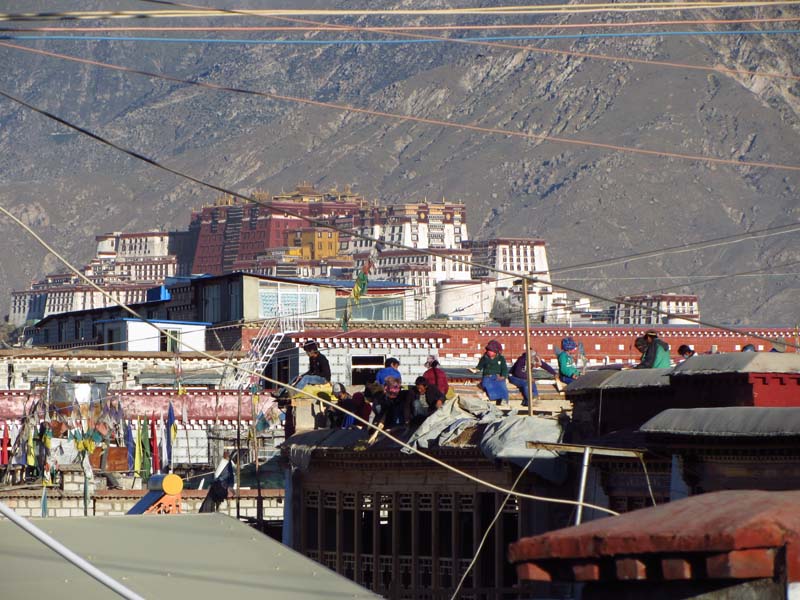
[140, 416, 151, 482]
[133, 418, 142, 475]
[166, 402, 176, 466]
[124, 420, 134, 472]
[150, 413, 160, 474]
[0, 423, 9, 466]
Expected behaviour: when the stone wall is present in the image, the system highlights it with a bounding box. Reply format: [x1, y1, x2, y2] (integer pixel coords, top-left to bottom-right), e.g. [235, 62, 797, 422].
[1, 488, 284, 520]
[1, 464, 285, 520]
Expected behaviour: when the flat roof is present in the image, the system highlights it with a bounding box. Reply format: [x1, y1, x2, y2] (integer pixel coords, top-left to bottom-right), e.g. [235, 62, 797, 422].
[641, 407, 800, 437]
[672, 352, 800, 375]
[0, 513, 377, 599]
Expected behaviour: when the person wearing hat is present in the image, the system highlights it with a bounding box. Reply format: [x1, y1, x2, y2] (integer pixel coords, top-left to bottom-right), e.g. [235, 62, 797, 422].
[332, 382, 350, 402]
[471, 340, 509, 405]
[375, 357, 402, 386]
[423, 355, 449, 396]
[634, 330, 671, 369]
[557, 337, 581, 384]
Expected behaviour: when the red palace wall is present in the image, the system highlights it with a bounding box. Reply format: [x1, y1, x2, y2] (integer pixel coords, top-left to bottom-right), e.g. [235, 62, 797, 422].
[249, 324, 796, 366]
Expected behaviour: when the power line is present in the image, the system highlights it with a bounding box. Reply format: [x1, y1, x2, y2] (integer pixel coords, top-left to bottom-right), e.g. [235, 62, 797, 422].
[137, 0, 800, 84]
[4, 1, 800, 22]
[6, 16, 800, 33]
[6, 28, 800, 44]
[550, 223, 800, 275]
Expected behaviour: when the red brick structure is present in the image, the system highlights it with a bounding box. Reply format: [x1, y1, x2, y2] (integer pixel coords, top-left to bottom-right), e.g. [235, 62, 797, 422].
[508, 490, 800, 599]
[279, 322, 796, 366]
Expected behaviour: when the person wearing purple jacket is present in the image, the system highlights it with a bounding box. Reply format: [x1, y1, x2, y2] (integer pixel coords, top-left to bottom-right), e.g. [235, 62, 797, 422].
[508, 352, 539, 407]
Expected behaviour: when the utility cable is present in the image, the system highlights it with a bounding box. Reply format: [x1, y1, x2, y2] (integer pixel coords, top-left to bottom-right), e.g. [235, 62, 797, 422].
[450, 455, 535, 600]
[551, 223, 800, 275]
[140, 0, 800, 85]
[1, 86, 796, 351]
[5, 2, 800, 22]
[6, 28, 800, 44]
[6, 16, 800, 33]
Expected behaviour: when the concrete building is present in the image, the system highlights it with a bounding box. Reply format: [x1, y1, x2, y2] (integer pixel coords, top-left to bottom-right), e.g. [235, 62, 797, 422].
[10, 230, 194, 328]
[466, 238, 563, 323]
[354, 248, 473, 320]
[348, 199, 468, 252]
[92, 318, 210, 353]
[614, 293, 700, 325]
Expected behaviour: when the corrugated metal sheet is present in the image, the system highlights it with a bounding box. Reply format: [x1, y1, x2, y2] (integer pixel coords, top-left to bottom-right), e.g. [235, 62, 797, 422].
[672, 352, 800, 375]
[0, 513, 377, 598]
[641, 407, 800, 436]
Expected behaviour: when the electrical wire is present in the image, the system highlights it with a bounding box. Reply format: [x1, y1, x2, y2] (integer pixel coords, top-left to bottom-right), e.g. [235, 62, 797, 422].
[450, 455, 535, 600]
[138, 0, 800, 85]
[1, 87, 796, 351]
[551, 223, 800, 275]
[638, 453, 658, 506]
[6, 28, 800, 44]
[5, 1, 800, 22]
[0, 202, 620, 517]
[6, 16, 800, 33]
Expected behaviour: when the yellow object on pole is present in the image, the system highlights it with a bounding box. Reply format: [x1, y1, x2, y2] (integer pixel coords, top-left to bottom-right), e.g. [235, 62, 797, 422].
[160, 473, 184, 496]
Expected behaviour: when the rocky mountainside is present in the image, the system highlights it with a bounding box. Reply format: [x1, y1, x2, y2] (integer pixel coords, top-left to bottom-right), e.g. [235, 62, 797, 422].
[1, 0, 798, 325]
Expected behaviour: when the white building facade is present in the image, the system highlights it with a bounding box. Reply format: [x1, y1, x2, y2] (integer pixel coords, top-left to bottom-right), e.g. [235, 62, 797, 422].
[614, 293, 700, 325]
[10, 231, 186, 328]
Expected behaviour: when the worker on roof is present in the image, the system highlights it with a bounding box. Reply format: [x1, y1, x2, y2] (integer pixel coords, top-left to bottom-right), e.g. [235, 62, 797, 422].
[375, 357, 402, 386]
[422, 355, 449, 397]
[471, 340, 509, 406]
[634, 330, 671, 369]
[296, 341, 331, 390]
[508, 351, 539, 407]
[371, 376, 406, 428]
[405, 377, 445, 429]
[677, 344, 695, 361]
[557, 337, 581, 384]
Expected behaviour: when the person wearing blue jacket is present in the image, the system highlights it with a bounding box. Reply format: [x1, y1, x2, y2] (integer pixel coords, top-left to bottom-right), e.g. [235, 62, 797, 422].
[375, 357, 402, 385]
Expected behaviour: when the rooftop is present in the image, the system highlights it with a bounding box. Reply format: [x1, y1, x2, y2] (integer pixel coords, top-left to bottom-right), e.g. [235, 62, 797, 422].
[509, 489, 800, 585]
[641, 407, 800, 437]
[0, 513, 377, 599]
[672, 352, 800, 375]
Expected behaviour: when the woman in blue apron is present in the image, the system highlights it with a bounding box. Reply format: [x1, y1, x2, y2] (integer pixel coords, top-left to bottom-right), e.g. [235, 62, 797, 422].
[474, 340, 509, 406]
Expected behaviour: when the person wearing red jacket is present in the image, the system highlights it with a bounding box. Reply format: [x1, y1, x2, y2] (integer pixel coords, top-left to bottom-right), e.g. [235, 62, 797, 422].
[422, 355, 449, 396]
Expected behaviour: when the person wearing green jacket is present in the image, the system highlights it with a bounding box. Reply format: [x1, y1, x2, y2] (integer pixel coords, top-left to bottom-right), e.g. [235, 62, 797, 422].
[472, 340, 509, 405]
[634, 330, 671, 369]
[557, 337, 581, 384]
